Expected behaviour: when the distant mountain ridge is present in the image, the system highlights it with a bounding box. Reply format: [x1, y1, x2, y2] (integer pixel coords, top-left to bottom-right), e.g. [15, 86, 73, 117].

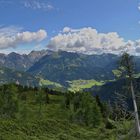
[27, 51, 140, 86]
[0, 66, 65, 90]
[0, 50, 53, 71]
[27, 51, 120, 85]
[1, 50, 140, 90]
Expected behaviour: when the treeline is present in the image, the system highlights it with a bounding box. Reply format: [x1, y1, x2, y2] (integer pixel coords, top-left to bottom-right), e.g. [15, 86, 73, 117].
[0, 83, 132, 129]
[0, 84, 52, 119]
[0, 84, 104, 125]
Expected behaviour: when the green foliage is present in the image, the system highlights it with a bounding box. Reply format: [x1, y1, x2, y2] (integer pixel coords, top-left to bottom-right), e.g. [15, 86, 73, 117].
[0, 84, 19, 118]
[0, 119, 136, 140]
[112, 69, 122, 79]
[0, 84, 137, 139]
[119, 52, 134, 79]
[63, 92, 103, 127]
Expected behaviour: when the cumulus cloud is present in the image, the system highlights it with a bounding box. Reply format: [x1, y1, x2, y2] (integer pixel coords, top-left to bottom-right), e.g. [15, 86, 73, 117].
[0, 26, 47, 49]
[47, 27, 140, 55]
[23, 0, 54, 11]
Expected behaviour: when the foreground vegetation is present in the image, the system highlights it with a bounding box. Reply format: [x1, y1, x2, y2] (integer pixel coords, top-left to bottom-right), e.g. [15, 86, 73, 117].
[0, 84, 138, 140]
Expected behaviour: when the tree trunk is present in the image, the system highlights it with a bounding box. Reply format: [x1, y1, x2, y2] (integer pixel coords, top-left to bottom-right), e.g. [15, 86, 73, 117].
[130, 81, 140, 136]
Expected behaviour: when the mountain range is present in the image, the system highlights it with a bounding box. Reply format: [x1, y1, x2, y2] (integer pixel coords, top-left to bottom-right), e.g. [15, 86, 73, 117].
[0, 50, 53, 71]
[27, 51, 119, 85]
[1, 50, 140, 90]
[0, 67, 39, 86]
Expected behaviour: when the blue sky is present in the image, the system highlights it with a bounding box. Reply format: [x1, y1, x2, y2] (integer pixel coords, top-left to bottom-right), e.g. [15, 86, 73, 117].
[0, 0, 140, 55]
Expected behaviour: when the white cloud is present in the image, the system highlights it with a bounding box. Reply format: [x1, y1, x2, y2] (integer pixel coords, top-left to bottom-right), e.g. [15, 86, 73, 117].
[138, 3, 140, 10]
[47, 27, 140, 55]
[0, 0, 55, 11]
[0, 26, 47, 49]
[0, 26, 23, 37]
[62, 27, 80, 33]
[62, 27, 72, 33]
[23, 0, 54, 11]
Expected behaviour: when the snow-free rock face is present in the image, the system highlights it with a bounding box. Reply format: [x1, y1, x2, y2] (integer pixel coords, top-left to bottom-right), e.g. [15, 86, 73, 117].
[28, 50, 53, 62]
[0, 50, 53, 71]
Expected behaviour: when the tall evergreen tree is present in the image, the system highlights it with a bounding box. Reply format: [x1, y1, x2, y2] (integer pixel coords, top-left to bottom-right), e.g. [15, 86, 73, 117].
[119, 52, 140, 136]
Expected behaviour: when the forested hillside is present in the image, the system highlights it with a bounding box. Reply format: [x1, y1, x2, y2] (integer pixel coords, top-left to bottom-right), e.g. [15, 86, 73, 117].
[0, 84, 137, 140]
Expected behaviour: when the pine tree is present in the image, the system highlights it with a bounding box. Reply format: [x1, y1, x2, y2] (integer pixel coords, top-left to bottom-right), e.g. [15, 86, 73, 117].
[35, 89, 44, 117]
[119, 52, 140, 136]
[44, 88, 50, 104]
[71, 92, 102, 127]
[0, 84, 19, 118]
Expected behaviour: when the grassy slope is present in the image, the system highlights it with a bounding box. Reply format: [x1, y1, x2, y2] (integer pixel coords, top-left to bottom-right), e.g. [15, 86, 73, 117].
[39, 78, 105, 92]
[39, 78, 64, 90]
[0, 94, 137, 140]
[68, 79, 105, 92]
